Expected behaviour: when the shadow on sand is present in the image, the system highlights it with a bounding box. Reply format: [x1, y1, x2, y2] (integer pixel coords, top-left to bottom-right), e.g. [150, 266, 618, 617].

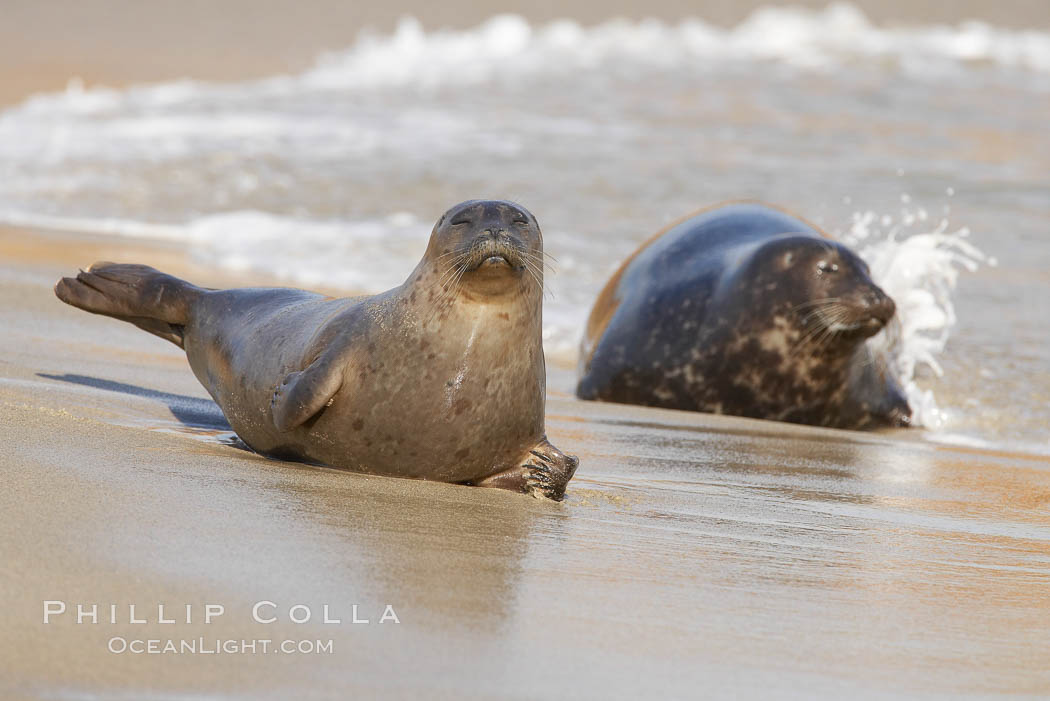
[38, 372, 231, 431]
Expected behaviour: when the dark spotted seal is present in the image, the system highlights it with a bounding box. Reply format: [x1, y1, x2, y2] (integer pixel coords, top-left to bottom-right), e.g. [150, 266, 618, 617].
[55, 200, 578, 499]
[576, 202, 911, 430]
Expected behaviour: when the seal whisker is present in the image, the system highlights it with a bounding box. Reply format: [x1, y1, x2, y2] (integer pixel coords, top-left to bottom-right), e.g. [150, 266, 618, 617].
[524, 251, 557, 277]
[435, 266, 464, 292]
[432, 251, 472, 272]
[794, 318, 823, 348]
[796, 322, 827, 350]
[521, 256, 544, 283]
[520, 257, 552, 300]
[793, 297, 843, 311]
[435, 250, 470, 270]
[799, 304, 841, 330]
[435, 254, 472, 289]
[797, 304, 854, 351]
[860, 344, 878, 369]
[424, 254, 474, 328]
[441, 249, 473, 267]
[427, 266, 466, 327]
[808, 310, 846, 352]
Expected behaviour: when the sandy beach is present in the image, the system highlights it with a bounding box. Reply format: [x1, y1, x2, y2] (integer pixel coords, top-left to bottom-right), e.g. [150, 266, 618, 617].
[3, 226, 1049, 698]
[3, 0, 1050, 697]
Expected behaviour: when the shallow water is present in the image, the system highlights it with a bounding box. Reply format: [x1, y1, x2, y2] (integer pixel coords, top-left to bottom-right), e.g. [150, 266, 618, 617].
[0, 4, 1047, 451]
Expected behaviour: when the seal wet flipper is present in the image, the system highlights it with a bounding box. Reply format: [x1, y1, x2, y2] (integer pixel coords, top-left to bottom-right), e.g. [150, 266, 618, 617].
[54, 262, 202, 348]
[473, 437, 579, 501]
[270, 355, 345, 432]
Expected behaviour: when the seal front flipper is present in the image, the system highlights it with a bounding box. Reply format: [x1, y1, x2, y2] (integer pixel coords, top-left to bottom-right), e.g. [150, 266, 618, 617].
[474, 437, 579, 501]
[270, 354, 345, 432]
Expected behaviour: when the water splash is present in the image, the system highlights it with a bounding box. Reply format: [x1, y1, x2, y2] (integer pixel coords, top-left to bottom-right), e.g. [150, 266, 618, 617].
[839, 202, 991, 428]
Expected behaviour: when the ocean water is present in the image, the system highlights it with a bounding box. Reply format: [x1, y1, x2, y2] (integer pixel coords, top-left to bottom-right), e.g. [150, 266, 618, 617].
[0, 4, 1046, 453]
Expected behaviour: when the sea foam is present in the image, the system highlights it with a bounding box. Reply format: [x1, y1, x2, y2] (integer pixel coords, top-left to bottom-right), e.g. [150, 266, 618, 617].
[300, 5, 1050, 90]
[840, 205, 991, 429]
[5, 2, 1050, 123]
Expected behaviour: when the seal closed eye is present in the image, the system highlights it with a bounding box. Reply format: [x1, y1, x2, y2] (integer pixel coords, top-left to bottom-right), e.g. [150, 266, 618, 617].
[54, 199, 579, 499]
[576, 202, 912, 430]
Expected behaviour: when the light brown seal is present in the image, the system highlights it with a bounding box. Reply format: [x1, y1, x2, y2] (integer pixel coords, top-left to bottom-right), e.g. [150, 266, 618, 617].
[55, 199, 578, 499]
[576, 202, 911, 430]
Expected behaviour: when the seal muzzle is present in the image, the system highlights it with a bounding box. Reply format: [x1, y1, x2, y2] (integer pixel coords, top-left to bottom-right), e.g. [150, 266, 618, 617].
[464, 232, 525, 273]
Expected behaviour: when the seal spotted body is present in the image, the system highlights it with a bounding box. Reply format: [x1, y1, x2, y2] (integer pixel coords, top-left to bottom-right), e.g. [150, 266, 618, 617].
[56, 200, 578, 499]
[577, 203, 911, 430]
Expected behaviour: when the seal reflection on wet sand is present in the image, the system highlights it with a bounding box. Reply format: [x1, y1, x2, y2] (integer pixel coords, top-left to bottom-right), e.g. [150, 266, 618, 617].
[578, 202, 912, 430]
[54, 199, 579, 499]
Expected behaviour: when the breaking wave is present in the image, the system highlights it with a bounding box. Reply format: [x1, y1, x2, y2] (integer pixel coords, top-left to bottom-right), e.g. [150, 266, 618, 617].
[840, 199, 992, 429]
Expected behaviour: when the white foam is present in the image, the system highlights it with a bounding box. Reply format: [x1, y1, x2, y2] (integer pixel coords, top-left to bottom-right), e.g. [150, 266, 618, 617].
[925, 431, 1050, 457]
[839, 206, 990, 429]
[1, 209, 430, 292]
[299, 6, 1050, 90]
[181, 211, 431, 291]
[0, 209, 186, 239]
[3, 4, 1049, 122]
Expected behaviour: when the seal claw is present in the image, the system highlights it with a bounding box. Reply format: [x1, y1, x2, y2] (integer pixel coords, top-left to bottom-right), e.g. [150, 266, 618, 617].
[270, 373, 296, 412]
[522, 438, 579, 501]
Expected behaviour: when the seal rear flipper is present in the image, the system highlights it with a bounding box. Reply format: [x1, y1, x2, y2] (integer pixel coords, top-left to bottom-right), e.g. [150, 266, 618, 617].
[473, 437, 579, 501]
[270, 355, 345, 432]
[54, 262, 202, 348]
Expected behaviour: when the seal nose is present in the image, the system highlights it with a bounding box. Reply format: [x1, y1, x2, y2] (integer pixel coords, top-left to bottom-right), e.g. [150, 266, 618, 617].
[877, 294, 896, 324]
[477, 227, 524, 253]
[866, 289, 896, 325]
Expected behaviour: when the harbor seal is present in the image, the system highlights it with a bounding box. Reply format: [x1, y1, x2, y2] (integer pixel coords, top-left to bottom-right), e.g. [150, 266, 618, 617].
[576, 202, 912, 430]
[55, 200, 578, 499]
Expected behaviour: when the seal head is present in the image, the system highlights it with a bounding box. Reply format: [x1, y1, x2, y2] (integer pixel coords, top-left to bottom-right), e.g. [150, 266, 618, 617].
[743, 235, 897, 348]
[419, 199, 543, 300]
[577, 202, 911, 430]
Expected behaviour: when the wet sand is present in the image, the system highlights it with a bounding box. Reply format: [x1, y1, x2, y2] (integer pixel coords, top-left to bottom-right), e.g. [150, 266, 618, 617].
[2, 225, 1049, 698]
